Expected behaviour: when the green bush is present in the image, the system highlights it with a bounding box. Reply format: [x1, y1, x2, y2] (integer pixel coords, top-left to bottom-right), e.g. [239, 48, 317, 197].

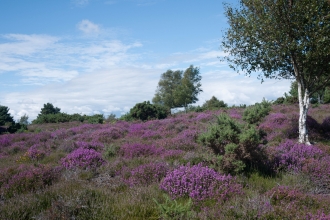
[32, 113, 103, 124]
[242, 99, 272, 124]
[198, 113, 265, 174]
[202, 96, 228, 110]
[0, 105, 14, 126]
[129, 101, 169, 121]
[153, 195, 192, 220]
[273, 97, 285, 105]
[86, 114, 104, 124]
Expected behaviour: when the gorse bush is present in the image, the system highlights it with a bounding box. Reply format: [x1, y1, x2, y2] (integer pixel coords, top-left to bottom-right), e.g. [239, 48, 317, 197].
[61, 147, 105, 170]
[160, 163, 243, 202]
[198, 113, 266, 173]
[242, 99, 272, 124]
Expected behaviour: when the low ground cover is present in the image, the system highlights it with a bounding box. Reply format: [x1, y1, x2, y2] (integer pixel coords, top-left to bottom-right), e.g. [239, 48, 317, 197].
[0, 104, 329, 219]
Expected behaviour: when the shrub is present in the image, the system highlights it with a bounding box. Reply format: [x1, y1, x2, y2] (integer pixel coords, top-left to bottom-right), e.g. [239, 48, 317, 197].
[103, 144, 120, 159]
[242, 99, 272, 124]
[86, 114, 104, 124]
[153, 194, 193, 220]
[202, 96, 228, 110]
[129, 101, 169, 121]
[32, 113, 104, 124]
[198, 113, 266, 174]
[122, 162, 169, 186]
[61, 147, 105, 170]
[160, 163, 243, 202]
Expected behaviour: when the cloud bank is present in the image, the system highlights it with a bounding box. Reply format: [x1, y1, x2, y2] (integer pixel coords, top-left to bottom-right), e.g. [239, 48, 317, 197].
[0, 32, 290, 121]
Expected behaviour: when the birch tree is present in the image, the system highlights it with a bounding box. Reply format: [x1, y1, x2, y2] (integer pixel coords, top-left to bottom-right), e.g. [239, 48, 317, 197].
[221, 0, 330, 144]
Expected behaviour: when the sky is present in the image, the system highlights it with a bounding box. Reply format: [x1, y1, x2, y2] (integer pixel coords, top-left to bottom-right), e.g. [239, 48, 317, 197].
[0, 0, 291, 121]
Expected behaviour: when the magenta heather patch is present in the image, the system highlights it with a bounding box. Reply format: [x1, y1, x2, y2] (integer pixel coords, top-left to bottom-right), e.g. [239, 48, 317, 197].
[61, 147, 105, 170]
[0, 134, 13, 148]
[51, 128, 69, 139]
[228, 108, 242, 120]
[269, 139, 324, 172]
[160, 163, 243, 202]
[0, 164, 62, 197]
[119, 143, 164, 159]
[302, 156, 330, 193]
[91, 127, 125, 143]
[27, 144, 46, 161]
[161, 149, 185, 159]
[122, 162, 169, 186]
[258, 113, 297, 142]
[195, 113, 213, 122]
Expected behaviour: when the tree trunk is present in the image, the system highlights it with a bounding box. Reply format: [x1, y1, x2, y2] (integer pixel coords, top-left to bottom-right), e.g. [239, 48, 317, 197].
[297, 80, 311, 145]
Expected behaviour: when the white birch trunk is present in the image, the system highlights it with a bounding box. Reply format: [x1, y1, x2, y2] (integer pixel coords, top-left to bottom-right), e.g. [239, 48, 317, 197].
[297, 80, 311, 145]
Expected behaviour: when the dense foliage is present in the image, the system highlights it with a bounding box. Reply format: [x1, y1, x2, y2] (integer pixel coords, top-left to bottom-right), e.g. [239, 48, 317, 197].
[32, 113, 104, 124]
[202, 96, 227, 110]
[198, 113, 266, 173]
[124, 101, 169, 121]
[153, 65, 202, 109]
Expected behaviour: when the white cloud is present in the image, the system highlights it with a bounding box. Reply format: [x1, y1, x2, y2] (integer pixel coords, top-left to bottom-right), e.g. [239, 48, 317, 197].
[0, 32, 291, 121]
[77, 19, 100, 35]
[0, 34, 142, 85]
[72, 0, 89, 6]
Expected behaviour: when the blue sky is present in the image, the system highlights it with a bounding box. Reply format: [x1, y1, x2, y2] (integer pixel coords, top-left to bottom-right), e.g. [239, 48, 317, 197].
[0, 0, 291, 120]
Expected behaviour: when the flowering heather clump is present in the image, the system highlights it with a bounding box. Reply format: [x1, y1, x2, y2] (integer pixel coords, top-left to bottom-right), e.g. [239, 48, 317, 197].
[258, 113, 297, 142]
[128, 123, 146, 136]
[122, 162, 169, 186]
[302, 156, 330, 193]
[161, 149, 185, 160]
[195, 112, 213, 122]
[26, 144, 46, 161]
[269, 139, 324, 172]
[228, 108, 242, 120]
[119, 143, 164, 159]
[61, 147, 105, 170]
[265, 185, 306, 205]
[0, 164, 62, 198]
[140, 130, 162, 139]
[91, 127, 125, 143]
[0, 134, 12, 148]
[50, 128, 70, 139]
[160, 163, 243, 202]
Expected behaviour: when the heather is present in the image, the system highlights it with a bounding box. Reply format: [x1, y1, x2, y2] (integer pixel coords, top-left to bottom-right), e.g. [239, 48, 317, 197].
[0, 104, 330, 219]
